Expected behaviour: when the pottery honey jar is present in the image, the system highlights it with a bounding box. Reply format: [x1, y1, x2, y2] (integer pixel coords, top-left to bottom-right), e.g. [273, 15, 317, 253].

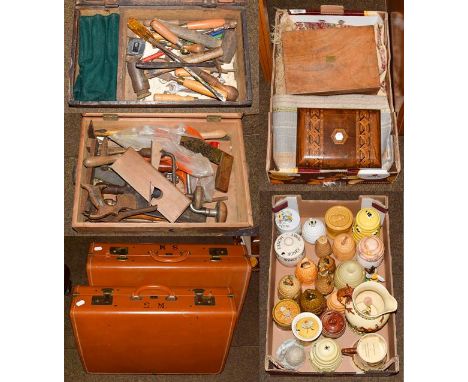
[332, 233, 356, 261]
[299, 289, 326, 315]
[315, 235, 332, 258]
[277, 275, 302, 300]
[321, 310, 346, 339]
[356, 236, 385, 270]
[275, 339, 306, 370]
[325, 205, 354, 238]
[275, 232, 305, 267]
[302, 218, 326, 244]
[309, 338, 342, 372]
[352, 207, 381, 242]
[334, 260, 366, 289]
[295, 257, 317, 284]
[326, 290, 345, 314]
[273, 299, 301, 330]
[275, 208, 301, 234]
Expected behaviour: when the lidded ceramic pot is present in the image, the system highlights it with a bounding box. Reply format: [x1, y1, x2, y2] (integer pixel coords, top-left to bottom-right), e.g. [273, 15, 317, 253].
[299, 288, 326, 315]
[302, 218, 326, 244]
[352, 207, 381, 242]
[291, 312, 322, 342]
[326, 290, 345, 313]
[318, 256, 336, 276]
[356, 236, 385, 270]
[321, 310, 346, 339]
[315, 235, 332, 258]
[334, 260, 366, 289]
[295, 257, 317, 285]
[332, 233, 356, 261]
[275, 208, 301, 234]
[277, 274, 302, 300]
[325, 205, 354, 239]
[274, 232, 305, 267]
[272, 299, 301, 330]
[275, 339, 306, 370]
[316, 274, 334, 295]
[309, 338, 342, 372]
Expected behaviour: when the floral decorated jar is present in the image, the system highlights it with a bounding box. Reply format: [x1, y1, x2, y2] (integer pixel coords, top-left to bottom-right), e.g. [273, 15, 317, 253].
[356, 236, 385, 270]
[299, 288, 326, 315]
[273, 299, 301, 330]
[274, 232, 305, 267]
[295, 257, 317, 285]
[277, 274, 302, 301]
[275, 208, 301, 235]
[332, 233, 356, 261]
[291, 312, 322, 342]
[324, 205, 354, 239]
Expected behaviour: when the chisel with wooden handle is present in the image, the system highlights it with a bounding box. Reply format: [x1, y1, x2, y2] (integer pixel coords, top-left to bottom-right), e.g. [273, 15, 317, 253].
[181, 19, 235, 30]
[176, 78, 228, 99]
[149, 19, 189, 54]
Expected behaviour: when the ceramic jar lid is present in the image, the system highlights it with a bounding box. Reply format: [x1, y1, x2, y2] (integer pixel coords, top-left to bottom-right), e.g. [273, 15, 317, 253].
[274, 233, 305, 267]
[332, 233, 356, 261]
[278, 275, 302, 300]
[273, 299, 301, 330]
[302, 218, 326, 244]
[275, 339, 306, 370]
[291, 312, 322, 342]
[321, 310, 346, 338]
[325, 206, 354, 237]
[295, 257, 317, 285]
[334, 260, 366, 289]
[275, 208, 301, 234]
[309, 338, 342, 372]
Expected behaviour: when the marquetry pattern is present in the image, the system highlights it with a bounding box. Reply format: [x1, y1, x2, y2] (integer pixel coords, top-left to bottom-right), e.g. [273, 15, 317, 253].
[356, 110, 372, 167]
[305, 109, 323, 167]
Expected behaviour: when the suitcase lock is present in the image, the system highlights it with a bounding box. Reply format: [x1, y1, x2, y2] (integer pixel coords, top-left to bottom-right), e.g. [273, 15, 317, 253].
[91, 288, 114, 305]
[193, 288, 215, 306]
[209, 247, 228, 261]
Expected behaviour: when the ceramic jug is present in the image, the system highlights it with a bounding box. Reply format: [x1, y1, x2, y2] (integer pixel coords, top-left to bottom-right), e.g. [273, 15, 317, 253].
[341, 282, 398, 333]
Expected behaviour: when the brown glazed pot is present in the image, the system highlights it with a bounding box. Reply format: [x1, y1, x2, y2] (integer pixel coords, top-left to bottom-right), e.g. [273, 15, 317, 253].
[299, 289, 326, 316]
[321, 310, 346, 339]
[315, 274, 335, 296]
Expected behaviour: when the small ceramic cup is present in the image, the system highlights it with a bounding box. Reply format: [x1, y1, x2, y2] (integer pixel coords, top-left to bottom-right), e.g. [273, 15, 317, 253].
[291, 312, 322, 342]
[302, 218, 326, 244]
[342, 333, 388, 371]
[309, 338, 342, 372]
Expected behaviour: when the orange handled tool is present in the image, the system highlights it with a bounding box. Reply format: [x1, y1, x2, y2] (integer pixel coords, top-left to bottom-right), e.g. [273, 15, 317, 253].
[182, 18, 226, 30]
[150, 19, 188, 54]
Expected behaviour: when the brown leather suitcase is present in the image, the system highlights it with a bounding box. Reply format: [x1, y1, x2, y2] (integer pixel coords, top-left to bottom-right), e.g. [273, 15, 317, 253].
[296, 108, 381, 169]
[86, 242, 251, 316]
[70, 285, 236, 374]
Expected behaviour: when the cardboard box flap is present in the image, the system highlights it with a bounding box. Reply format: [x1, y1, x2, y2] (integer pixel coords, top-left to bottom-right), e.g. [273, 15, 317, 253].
[76, 0, 246, 7]
[83, 112, 243, 120]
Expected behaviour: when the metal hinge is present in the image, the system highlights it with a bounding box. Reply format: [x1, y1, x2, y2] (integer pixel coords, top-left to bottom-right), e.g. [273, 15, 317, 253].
[193, 289, 216, 305]
[206, 115, 222, 122]
[202, 0, 218, 8]
[91, 288, 114, 305]
[103, 114, 119, 121]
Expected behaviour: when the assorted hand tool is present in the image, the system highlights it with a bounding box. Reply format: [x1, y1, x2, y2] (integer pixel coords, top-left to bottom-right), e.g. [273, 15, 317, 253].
[81, 122, 232, 224]
[126, 17, 239, 102]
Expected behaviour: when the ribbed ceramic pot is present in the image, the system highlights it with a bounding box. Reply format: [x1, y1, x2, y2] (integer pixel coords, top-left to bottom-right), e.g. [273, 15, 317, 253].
[309, 338, 342, 372]
[332, 233, 356, 261]
[356, 236, 385, 270]
[315, 274, 334, 296]
[299, 289, 326, 315]
[325, 205, 354, 239]
[302, 218, 326, 244]
[315, 235, 332, 258]
[274, 232, 305, 267]
[291, 312, 323, 342]
[272, 299, 301, 330]
[321, 310, 346, 339]
[275, 339, 306, 370]
[318, 256, 336, 276]
[326, 290, 346, 313]
[277, 274, 302, 300]
[295, 257, 318, 285]
[275, 208, 301, 235]
[334, 260, 366, 289]
[352, 207, 381, 242]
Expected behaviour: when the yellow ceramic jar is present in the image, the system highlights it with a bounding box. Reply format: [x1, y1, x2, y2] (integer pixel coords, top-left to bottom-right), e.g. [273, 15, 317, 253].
[325, 205, 354, 239]
[352, 207, 381, 242]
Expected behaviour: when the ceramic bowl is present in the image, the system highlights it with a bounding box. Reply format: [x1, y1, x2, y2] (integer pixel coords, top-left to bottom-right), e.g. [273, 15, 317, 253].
[274, 232, 305, 267]
[275, 208, 301, 235]
[275, 339, 306, 370]
[334, 260, 366, 289]
[302, 218, 326, 244]
[291, 312, 322, 342]
[309, 338, 342, 372]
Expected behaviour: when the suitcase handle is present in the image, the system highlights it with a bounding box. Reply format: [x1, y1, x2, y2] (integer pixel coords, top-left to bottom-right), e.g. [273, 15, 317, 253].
[131, 285, 177, 301]
[148, 250, 189, 263]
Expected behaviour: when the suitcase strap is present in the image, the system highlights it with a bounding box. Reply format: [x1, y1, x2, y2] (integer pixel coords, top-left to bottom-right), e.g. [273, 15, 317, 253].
[131, 285, 177, 301]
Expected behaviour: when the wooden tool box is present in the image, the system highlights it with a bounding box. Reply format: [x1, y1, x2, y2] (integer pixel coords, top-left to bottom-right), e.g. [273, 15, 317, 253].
[68, 0, 252, 107]
[72, 113, 253, 234]
[265, 195, 399, 375]
[266, 6, 401, 185]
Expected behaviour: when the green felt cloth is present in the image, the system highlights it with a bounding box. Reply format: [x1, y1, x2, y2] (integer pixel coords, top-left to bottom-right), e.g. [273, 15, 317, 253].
[73, 13, 120, 101]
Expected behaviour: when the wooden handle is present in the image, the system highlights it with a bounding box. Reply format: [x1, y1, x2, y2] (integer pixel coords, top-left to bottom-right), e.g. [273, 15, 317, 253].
[153, 94, 196, 101]
[197, 70, 239, 101]
[184, 47, 224, 63]
[185, 18, 226, 29]
[184, 44, 204, 53]
[341, 347, 358, 356]
[200, 129, 227, 139]
[150, 19, 181, 46]
[181, 79, 228, 99]
[83, 155, 120, 168]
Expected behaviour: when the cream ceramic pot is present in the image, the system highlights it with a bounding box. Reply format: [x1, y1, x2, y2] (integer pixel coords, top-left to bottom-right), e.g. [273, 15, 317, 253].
[344, 282, 398, 333]
[342, 333, 388, 371]
[309, 338, 342, 372]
